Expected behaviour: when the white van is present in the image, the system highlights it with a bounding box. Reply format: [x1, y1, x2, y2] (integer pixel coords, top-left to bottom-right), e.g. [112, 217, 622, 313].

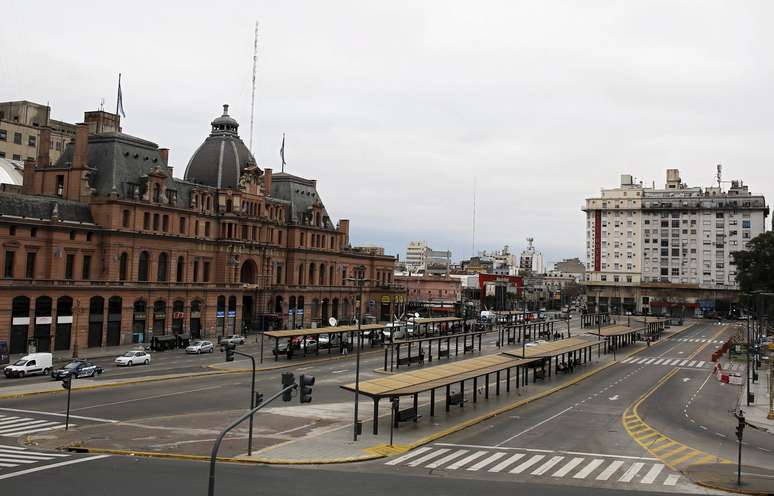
[4, 353, 53, 378]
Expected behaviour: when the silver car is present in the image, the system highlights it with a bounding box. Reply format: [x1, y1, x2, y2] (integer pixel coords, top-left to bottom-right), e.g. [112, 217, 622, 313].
[186, 340, 214, 354]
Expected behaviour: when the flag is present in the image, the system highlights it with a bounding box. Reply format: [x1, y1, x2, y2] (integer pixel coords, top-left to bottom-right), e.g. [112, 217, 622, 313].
[280, 133, 286, 171]
[116, 73, 126, 118]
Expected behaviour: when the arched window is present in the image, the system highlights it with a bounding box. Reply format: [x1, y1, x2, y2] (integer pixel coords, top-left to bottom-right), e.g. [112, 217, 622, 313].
[176, 256, 184, 282]
[138, 251, 150, 282]
[297, 264, 304, 285]
[309, 263, 316, 286]
[329, 265, 335, 286]
[153, 183, 161, 203]
[119, 252, 128, 281]
[226, 199, 232, 212]
[319, 263, 325, 285]
[157, 252, 168, 282]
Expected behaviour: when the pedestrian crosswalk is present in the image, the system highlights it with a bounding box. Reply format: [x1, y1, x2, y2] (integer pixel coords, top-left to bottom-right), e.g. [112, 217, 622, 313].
[0, 414, 72, 437]
[0, 444, 70, 470]
[621, 357, 709, 369]
[384, 445, 683, 487]
[674, 338, 722, 344]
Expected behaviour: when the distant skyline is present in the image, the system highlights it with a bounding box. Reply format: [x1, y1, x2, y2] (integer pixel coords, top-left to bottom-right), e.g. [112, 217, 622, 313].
[2, 1, 772, 265]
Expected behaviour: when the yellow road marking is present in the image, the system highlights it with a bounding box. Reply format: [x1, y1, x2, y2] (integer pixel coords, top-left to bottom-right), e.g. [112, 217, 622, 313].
[650, 440, 677, 452]
[670, 450, 703, 466]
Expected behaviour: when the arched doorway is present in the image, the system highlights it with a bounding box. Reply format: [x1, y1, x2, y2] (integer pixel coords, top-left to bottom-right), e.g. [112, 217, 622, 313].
[10, 296, 30, 354]
[34, 296, 52, 352]
[153, 300, 166, 336]
[321, 298, 330, 326]
[311, 299, 320, 326]
[240, 260, 257, 284]
[296, 296, 304, 328]
[216, 296, 226, 338]
[54, 296, 73, 351]
[227, 296, 237, 334]
[172, 300, 185, 334]
[332, 298, 339, 320]
[107, 297, 122, 346]
[132, 300, 146, 343]
[88, 296, 105, 348]
[190, 300, 202, 339]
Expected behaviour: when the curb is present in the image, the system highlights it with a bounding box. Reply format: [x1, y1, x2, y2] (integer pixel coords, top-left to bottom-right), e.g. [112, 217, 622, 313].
[0, 369, 240, 400]
[62, 445, 383, 465]
[694, 480, 774, 496]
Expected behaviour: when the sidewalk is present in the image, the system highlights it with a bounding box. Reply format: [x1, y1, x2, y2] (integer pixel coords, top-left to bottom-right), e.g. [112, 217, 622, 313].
[685, 462, 774, 496]
[740, 364, 774, 436]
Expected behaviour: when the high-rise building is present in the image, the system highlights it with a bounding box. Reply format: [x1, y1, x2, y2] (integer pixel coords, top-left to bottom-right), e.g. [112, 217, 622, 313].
[519, 238, 544, 275]
[404, 240, 451, 275]
[0, 101, 76, 164]
[583, 169, 769, 315]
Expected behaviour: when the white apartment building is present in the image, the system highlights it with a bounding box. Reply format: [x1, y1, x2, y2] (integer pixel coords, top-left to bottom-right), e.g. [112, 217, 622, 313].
[584, 169, 768, 315]
[405, 240, 428, 272]
[405, 240, 451, 275]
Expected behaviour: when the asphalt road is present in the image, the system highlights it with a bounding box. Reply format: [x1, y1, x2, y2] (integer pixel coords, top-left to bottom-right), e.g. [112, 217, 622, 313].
[0, 451, 694, 496]
[350, 321, 740, 493]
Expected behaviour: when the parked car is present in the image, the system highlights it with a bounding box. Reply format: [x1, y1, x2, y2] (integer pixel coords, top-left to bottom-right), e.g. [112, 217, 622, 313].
[4, 352, 53, 378]
[382, 323, 407, 341]
[186, 340, 214, 354]
[114, 350, 151, 367]
[291, 336, 317, 352]
[51, 360, 103, 380]
[222, 335, 246, 346]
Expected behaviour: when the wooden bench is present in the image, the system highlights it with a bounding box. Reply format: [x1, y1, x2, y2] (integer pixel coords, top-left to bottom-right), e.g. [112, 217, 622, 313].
[397, 407, 421, 423]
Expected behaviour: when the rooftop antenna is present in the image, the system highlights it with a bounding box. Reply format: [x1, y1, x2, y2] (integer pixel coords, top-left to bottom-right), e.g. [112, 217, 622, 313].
[99, 98, 105, 111]
[249, 21, 259, 153]
[716, 163, 722, 189]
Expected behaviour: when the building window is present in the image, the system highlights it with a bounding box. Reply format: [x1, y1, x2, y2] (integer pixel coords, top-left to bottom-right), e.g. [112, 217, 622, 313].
[143, 212, 150, 230]
[153, 183, 161, 203]
[0, 129, 6, 141]
[157, 252, 168, 282]
[276, 264, 282, 285]
[82, 255, 91, 279]
[742, 220, 751, 229]
[86, 231, 93, 241]
[192, 260, 199, 282]
[204, 222, 211, 237]
[138, 251, 150, 281]
[119, 252, 128, 281]
[28, 135, 36, 147]
[25, 252, 36, 279]
[122, 209, 130, 227]
[13, 132, 22, 145]
[30, 227, 37, 237]
[179, 216, 187, 234]
[56, 175, 64, 197]
[69, 230, 76, 240]
[65, 254, 75, 279]
[203, 261, 210, 282]
[4, 251, 14, 278]
[12, 154, 21, 161]
[162, 215, 169, 232]
[176, 256, 184, 282]
[153, 213, 160, 231]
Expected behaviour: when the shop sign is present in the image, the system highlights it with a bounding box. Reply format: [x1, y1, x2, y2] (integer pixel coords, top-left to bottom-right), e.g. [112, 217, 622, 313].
[35, 316, 52, 325]
[227, 310, 236, 317]
[216, 311, 225, 318]
[173, 312, 184, 319]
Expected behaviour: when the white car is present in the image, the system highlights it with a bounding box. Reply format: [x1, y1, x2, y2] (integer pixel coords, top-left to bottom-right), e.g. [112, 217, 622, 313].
[115, 350, 151, 367]
[186, 340, 214, 354]
[222, 335, 246, 345]
[525, 340, 548, 347]
[4, 353, 53, 378]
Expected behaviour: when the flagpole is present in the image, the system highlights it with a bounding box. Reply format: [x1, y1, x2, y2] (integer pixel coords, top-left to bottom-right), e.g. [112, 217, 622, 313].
[116, 73, 121, 117]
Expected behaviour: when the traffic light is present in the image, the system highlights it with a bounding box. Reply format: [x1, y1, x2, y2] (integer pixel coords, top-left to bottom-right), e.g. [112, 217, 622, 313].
[61, 375, 72, 390]
[255, 392, 263, 406]
[281, 372, 295, 402]
[223, 343, 236, 362]
[299, 374, 315, 403]
[735, 414, 746, 440]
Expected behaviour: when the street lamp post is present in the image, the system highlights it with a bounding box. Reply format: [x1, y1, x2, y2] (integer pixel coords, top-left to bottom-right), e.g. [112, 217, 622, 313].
[346, 265, 367, 441]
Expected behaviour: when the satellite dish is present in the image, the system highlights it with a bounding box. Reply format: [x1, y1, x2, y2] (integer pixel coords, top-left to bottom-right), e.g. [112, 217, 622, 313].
[414, 312, 420, 319]
[328, 317, 338, 327]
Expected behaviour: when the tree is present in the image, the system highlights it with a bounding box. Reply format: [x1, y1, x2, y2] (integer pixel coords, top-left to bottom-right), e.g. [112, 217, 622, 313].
[730, 232, 774, 293]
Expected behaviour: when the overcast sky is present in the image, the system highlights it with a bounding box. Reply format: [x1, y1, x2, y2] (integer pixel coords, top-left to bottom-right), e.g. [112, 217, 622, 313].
[2, 1, 772, 265]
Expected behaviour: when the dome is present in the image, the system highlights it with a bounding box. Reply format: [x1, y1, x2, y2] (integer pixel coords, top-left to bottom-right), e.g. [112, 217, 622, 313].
[184, 104, 260, 189]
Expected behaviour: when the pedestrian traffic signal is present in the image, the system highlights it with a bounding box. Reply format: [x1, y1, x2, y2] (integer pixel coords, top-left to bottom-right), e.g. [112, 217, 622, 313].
[281, 372, 295, 402]
[255, 392, 263, 406]
[735, 413, 745, 440]
[61, 375, 72, 390]
[223, 343, 236, 362]
[299, 374, 315, 403]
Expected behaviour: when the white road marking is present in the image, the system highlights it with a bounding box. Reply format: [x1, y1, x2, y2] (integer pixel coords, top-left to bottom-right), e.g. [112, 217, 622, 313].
[552, 457, 585, 477]
[0, 455, 110, 480]
[446, 450, 488, 470]
[426, 449, 468, 469]
[696, 361, 705, 367]
[495, 406, 574, 446]
[640, 463, 664, 484]
[530, 455, 564, 475]
[573, 458, 605, 479]
[466, 452, 506, 471]
[596, 460, 624, 480]
[488, 453, 525, 473]
[384, 447, 431, 466]
[509, 454, 545, 474]
[653, 359, 664, 365]
[618, 462, 644, 482]
[608, 395, 619, 401]
[406, 448, 449, 467]
[0, 408, 116, 423]
[663, 474, 680, 486]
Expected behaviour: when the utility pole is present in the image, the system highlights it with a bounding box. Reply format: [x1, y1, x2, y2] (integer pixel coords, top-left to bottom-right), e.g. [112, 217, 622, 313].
[346, 265, 368, 441]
